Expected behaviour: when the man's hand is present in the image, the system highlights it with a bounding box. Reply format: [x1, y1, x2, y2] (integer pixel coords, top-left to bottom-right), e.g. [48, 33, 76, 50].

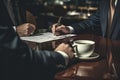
[51, 23, 71, 36]
[55, 43, 74, 59]
[16, 23, 36, 37]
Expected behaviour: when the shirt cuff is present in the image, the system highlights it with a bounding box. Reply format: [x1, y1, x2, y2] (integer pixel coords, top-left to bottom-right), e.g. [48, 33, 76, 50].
[56, 51, 69, 66]
[13, 26, 16, 31]
[67, 26, 74, 33]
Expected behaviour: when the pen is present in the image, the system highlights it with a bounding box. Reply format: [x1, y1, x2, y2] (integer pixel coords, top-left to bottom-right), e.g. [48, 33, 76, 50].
[112, 63, 118, 79]
[54, 16, 64, 35]
[57, 16, 62, 26]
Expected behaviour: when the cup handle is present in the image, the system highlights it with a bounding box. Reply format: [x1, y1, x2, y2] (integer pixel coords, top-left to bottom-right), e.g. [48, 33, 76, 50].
[72, 44, 79, 57]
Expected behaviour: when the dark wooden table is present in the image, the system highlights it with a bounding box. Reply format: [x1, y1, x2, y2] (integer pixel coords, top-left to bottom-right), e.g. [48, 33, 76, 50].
[25, 34, 120, 80]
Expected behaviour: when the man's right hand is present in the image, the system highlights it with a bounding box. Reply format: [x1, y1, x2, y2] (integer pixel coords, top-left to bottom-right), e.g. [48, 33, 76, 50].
[51, 23, 71, 36]
[55, 43, 74, 59]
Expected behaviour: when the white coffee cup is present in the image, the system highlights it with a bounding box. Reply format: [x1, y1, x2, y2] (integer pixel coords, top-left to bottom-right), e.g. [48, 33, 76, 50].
[72, 40, 95, 58]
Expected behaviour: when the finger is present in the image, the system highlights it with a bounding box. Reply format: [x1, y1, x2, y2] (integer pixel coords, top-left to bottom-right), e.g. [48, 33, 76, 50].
[27, 24, 36, 35]
[52, 24, 62, 35]
[56, 26, 66, 32]
[52, 25, 56, 34]
[51, 24, 56, 33]
[29, 23, 36, 30]
[23, 30, 28, 36]
[27, 27, 33, 35]
[55, 26, 67, 35]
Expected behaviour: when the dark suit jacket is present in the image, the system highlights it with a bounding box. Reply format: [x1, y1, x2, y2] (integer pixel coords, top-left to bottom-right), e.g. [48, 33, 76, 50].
[0, 0, 66, 80]
[71, 0, 120, 40]
[0, 0, 37, 26]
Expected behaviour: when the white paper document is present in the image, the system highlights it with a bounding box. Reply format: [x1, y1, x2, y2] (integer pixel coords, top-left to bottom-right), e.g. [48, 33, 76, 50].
[20, 32, 76, 43]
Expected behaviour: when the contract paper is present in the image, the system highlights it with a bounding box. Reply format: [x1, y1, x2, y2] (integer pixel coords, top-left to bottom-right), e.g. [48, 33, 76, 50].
[20, 32, 76, 43]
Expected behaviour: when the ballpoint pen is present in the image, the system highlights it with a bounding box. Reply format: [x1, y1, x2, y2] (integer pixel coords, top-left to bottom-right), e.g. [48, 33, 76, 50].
[112, 63, 118, 79]
[55, 16, 64, 35]
[57, 16, 62, 26]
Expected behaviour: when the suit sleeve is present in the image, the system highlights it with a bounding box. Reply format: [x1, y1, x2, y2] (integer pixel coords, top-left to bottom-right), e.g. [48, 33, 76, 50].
[71, 8, 102, 36]
[0, 25, 65, 80]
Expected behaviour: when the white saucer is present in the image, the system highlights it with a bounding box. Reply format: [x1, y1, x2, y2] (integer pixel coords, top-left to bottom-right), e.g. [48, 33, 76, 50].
[75, 53, 100, 60]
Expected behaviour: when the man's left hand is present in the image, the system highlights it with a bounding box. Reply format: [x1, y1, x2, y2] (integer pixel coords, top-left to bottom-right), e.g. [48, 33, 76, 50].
[16, 23, 36, 36]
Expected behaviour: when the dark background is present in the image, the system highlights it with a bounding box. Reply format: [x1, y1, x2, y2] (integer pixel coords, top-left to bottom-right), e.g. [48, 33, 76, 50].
[25, 0, 100, 30]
